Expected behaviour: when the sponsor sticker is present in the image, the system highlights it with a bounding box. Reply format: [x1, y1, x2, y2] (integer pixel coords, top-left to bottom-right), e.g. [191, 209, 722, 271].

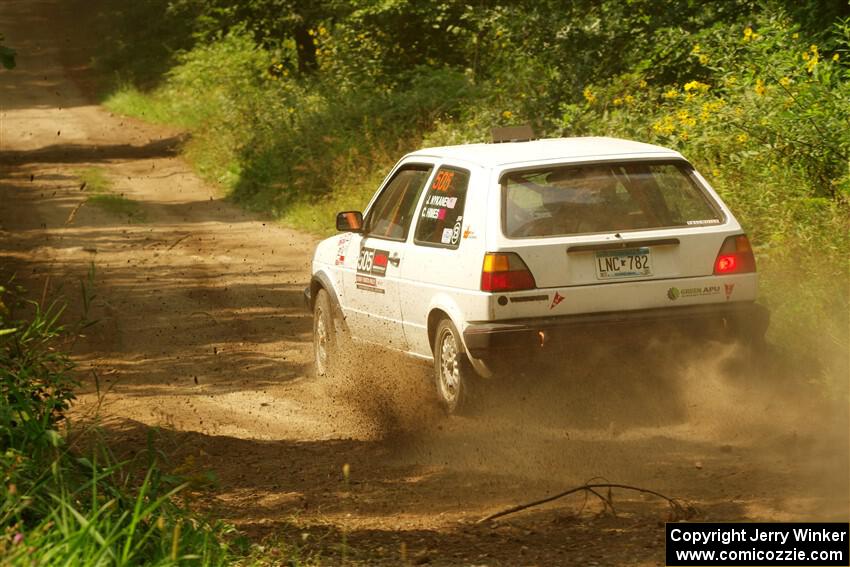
[356, 283, 385, 293]
[450, 218, 462, 245]
[510, 294, 548, 303]
[335, 233, 352, 266]
[686, 219, 721, 225]
[463, 226, 476, 239]
[724, 283, 735, 300]
[441, 228, 454, 244]
[356, 274, 377, 286]
[550, 291, 565, 309]
[667, 285, 721, 301]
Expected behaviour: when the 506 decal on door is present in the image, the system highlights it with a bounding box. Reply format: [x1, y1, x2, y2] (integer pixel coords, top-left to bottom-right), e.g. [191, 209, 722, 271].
[357, 247, 389, 277]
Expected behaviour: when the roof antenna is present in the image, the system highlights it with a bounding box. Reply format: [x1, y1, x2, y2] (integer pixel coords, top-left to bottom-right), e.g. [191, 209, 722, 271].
[491, 124, 536, 143]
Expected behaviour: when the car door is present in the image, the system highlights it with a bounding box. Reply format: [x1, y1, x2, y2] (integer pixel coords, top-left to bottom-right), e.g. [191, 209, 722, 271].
[399, 165, 474, 357]
[340, 162, 434, 350]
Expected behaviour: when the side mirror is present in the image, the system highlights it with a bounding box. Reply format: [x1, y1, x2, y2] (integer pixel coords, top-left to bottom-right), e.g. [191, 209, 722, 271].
[336, 211, 363, 232]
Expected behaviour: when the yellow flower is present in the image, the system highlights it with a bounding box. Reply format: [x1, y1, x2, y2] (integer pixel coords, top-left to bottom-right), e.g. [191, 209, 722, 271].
[754, 78, 766, 96]
[802, 51, 810, 61]
[652, 118, 676, 135]
[684, 80, 710, 92]
[680, 130, 689, 141]
[613, 97, 623, 106]
[806, 51, 819, 73]
[583, 87, 596, 104]
[779, 76, 791, 87]
[502, 110, 513, 119]
[676, 110, 696, 127]
[792, 33, 799, 39]
[699, 54, 709, 65]
[624, 94, 635, 105]
[318, 26, 328, 36]
[736, 133, 749, 143]
[833, 53, 840, 62]
[662, 88, 679, 100]
[691, 44, 701, 55]
[639, 79, 648, 88]
[743, 27, 753, 40]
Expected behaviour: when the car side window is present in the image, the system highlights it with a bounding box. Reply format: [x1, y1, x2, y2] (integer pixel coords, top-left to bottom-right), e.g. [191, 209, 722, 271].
[364, 164, 434, 241]
[414, 166, 470, 248]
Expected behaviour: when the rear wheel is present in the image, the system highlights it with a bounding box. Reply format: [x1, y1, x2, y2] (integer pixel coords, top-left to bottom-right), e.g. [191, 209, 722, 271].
[433, 318, 476, 414]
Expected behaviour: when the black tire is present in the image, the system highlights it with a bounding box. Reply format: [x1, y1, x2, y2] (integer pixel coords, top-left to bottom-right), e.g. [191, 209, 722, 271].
[313, 289, 337, 378]
[433, 318, 476, 414]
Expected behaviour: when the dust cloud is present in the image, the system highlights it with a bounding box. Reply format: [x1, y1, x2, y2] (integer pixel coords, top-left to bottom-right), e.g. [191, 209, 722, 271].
[326, 330, 849, 521]
[317, 340, 444, 440]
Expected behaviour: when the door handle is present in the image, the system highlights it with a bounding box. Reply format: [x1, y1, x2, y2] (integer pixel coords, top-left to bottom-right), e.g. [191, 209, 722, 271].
[388, 253, 401, 266]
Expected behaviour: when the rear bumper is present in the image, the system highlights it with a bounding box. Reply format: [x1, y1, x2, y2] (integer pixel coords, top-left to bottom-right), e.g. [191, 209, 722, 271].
[463, 301, 769, 358]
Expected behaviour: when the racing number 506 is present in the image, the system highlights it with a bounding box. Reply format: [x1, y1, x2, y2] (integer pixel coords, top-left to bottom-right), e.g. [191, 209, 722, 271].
[357, 248, 374, 272]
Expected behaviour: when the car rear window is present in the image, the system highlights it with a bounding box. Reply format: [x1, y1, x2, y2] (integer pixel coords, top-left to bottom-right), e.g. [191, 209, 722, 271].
[501, 161, 723, 238]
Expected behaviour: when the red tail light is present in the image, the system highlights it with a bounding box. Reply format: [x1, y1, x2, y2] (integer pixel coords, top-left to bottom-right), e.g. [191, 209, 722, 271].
[481, 252, 536, 292]
[714, 235, 756, 274]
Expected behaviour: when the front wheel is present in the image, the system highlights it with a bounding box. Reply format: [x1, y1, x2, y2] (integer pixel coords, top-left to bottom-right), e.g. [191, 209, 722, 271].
[433, 319, 476, 414]
[313, 289, 337, 378]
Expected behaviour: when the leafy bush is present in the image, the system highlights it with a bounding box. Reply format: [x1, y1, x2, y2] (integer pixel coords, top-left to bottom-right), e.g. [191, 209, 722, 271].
[0, 285, 233, 564]
[99, 1, 848, 394]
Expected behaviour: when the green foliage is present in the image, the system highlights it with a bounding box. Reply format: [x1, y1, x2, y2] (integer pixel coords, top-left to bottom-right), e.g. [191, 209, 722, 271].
[78, 167, 147, 223]
[99, 1, 848, 394]
[0, 285, 233, 564]
[0, 288, 75, 454]
[107, 28, 475, 223]
[0, 32, 15, 70]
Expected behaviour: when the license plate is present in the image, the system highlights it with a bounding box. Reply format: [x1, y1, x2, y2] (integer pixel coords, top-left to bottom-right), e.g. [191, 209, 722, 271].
[595, 247, 652, 279]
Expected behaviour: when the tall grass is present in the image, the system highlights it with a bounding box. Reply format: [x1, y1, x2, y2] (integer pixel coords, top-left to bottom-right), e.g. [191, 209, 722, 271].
[0, 283, 233, 564]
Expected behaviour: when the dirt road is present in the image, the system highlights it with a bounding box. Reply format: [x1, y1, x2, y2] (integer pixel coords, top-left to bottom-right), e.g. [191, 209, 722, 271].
[1, 1, 848, 564]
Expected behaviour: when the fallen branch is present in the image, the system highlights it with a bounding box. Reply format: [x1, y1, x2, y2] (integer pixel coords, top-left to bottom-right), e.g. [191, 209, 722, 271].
[167, 233, 192, 250]
[65, 201, 85, 225]
[478, 482, 688, 523]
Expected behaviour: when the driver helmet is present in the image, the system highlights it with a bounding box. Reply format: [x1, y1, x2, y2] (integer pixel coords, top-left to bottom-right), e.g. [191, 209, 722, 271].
[543, 166, 610, 206]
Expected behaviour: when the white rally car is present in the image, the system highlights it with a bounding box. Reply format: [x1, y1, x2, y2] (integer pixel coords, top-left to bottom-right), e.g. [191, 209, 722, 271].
[305, 136, 768, 413]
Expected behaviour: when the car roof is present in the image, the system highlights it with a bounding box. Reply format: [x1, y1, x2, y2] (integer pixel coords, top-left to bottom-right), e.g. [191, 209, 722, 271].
[405, 136, 683, 168]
